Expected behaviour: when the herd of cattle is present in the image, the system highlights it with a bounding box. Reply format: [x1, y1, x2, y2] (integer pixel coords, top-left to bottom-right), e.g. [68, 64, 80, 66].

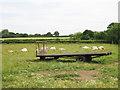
[82, 46, 105, 50]
[8, 46, 105, 53]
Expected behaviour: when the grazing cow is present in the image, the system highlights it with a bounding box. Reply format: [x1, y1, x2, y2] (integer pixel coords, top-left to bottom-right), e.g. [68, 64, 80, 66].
[8, 50, 13, 53]
[98, 46, 105, 50]
[21, 48, 27, 52]
[92, 46, 98, 50]
[82, 46, 90, 49]
[59, 48, 66, 50]
[50, 47, 56, 50]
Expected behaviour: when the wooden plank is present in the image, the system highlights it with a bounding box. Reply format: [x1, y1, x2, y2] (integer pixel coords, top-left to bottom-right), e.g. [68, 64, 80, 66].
[36, 52, 112, 57]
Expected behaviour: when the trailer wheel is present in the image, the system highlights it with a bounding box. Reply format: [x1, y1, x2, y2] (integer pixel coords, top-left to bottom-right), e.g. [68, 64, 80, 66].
[76, 56, 86, 62]
[54, 57, 59, 59]
[76, 56, 92, 62]
[85, 56, 92, 62]
[40, 56, 45, 60]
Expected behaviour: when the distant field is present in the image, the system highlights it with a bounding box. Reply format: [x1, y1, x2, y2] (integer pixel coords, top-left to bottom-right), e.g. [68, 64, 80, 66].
[1, 37, 69, 41]
[2, 43, 118, 88]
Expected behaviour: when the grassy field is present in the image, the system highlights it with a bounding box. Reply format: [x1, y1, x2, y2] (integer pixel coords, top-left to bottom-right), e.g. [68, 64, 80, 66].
[2, 43, 118, 88]
[1, 37, 69, 41]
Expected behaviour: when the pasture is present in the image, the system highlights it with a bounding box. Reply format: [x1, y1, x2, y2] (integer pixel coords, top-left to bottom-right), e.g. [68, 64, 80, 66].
[2, 43, 118, 88]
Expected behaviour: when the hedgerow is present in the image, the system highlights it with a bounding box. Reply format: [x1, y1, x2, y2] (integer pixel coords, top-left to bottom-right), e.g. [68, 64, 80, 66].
[2, 39, 110, 43]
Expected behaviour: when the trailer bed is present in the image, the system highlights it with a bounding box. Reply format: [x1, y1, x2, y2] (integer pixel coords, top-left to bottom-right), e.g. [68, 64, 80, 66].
[36, 52, 112, 62]
[36, 52, 112, 57]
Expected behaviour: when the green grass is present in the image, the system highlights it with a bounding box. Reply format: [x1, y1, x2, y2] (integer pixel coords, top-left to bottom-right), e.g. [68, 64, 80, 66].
[1, 37, 69, 41]
[2, 43, 118, 88]
[91, 74, 98, 77]
[52, 73, 80, 78]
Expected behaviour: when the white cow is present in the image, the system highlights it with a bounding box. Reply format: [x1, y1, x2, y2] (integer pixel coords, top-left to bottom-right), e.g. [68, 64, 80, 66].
[98, 46, 105, 50]
[82, 46, 90, 49]
[50, 47, 56, 50]
[59, 48, 66, 50]
[21, 48, 27, 52]
[8, 50, 13, 53]
[92, 46, 98, 50]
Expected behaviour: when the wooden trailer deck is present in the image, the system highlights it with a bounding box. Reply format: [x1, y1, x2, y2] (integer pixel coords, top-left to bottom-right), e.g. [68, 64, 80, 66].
[36, 52, 112, 57]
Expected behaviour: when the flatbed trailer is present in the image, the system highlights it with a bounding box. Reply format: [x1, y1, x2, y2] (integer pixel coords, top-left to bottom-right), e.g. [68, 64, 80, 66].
[36, 41, 112, 62]
[36, 52, 112, 62]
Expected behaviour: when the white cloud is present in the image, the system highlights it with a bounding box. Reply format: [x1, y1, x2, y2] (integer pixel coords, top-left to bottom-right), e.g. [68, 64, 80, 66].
[0, 0, 119, 35]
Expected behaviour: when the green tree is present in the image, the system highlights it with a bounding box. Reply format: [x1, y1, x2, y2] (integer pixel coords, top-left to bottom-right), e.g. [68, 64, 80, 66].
[46, 32, 53, 37]
[94, 31, 106, 40]
[69, 34, 74, 40]
[105, 23, 120, 44]
[0, 29, 9, 38]
[83, 30, 94, 39]
[72, 32, 82, 40]
[53, 31, 59, 36]
[22, 33, 28, 37]
[15, 33, 20, 37]
[81, 34, 90, 40]
[69, 34, 74, 37]
[8, 32, 16, 37]
[34, 34, 41, 37]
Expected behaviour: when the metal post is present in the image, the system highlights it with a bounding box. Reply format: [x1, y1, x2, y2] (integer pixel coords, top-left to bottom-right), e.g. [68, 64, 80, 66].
[43, 42, 45, 53]
[38, 42, 39, 49]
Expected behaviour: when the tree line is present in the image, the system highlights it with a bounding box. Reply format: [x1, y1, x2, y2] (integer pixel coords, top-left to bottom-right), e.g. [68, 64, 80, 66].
[0, 30, 60, 38]
[70, 23, 120, 44]
[0, 22, 120, 44]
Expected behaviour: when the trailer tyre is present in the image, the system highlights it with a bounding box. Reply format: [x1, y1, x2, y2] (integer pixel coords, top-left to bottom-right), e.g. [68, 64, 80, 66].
[40, 57, 45, 60]
[76, 56, 92, 62]
[85, 56, 92, 62]
[76, 56, 86, 62]
[54, 57, 59, 59]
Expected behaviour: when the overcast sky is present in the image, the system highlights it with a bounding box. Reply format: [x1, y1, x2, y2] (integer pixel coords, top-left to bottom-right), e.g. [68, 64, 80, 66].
[0, 0, 119, 35]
